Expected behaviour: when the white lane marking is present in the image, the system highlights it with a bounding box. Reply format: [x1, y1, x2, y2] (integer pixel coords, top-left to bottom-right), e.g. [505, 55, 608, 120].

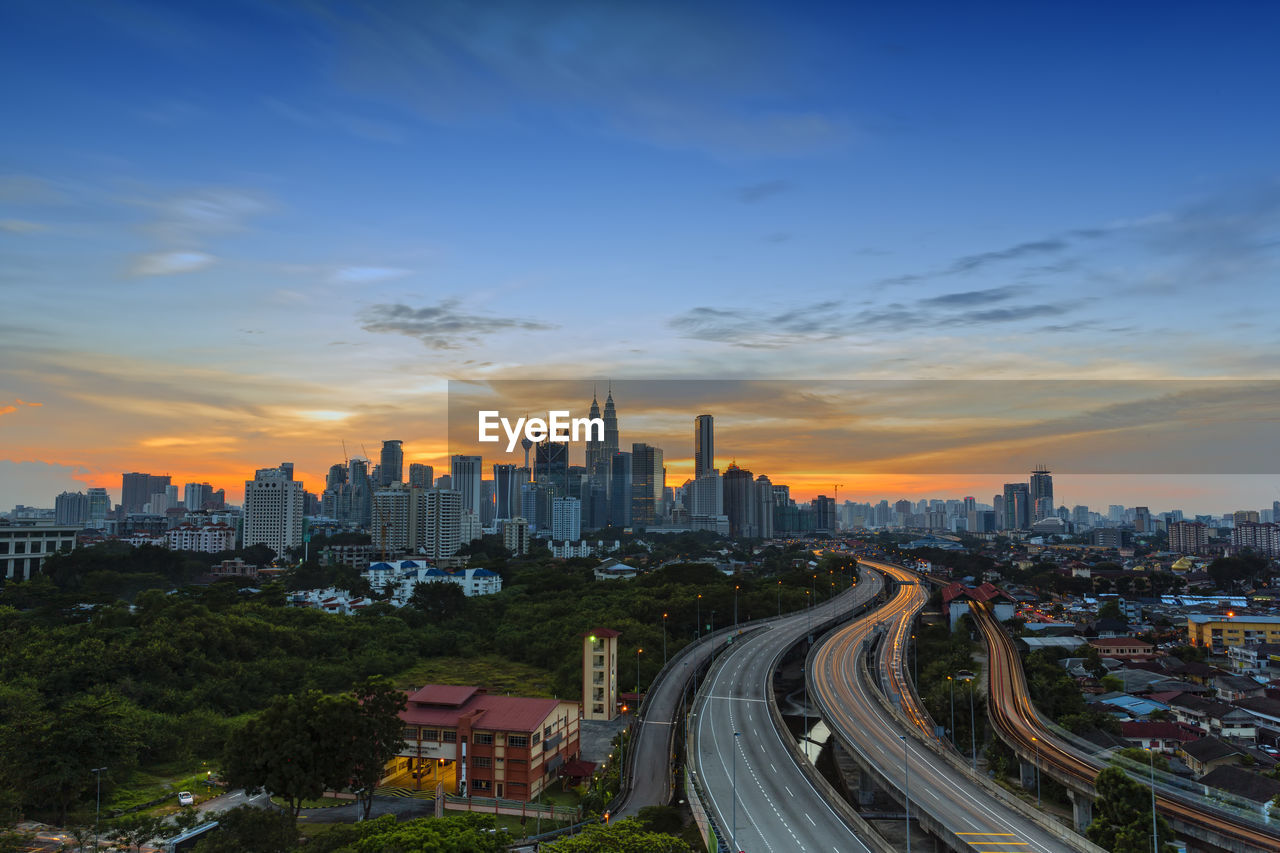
[785, 785, 794, 797]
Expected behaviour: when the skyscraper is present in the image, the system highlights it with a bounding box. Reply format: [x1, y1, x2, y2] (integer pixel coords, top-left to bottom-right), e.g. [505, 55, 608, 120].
[121, 472, 171, 514]
[630, 443, 664, 528]
[534, 440, 568, 493]
[243, 465, 305, 557]
[694, 414, 714, 480]
[722, 463, 755, 537]
[451, 455, 483, 517]
[493, 464, 519, 521]
[552, 496, 581, 541]
[603, 387, 619, 461]
[1029, 466, 1053, 522]
[585, 391, 607, 477]
[380, 440, 404, 486]
[1003, 483, 1031, 530]
[87, 488, 110, 529]
[55, 491, 88, 526]
[348, 458, 372, 526]
[755, 474, 774, 539]
[184, 482, 213, 511]
[609, 451, 632, 528]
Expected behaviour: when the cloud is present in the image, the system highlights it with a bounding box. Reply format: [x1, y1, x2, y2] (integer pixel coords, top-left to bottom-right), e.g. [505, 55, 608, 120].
[129, 250, 216, 276]
[0, 174, 66, 204]
[919, 285, 1020, 307]
[0, 399, 44, 417]
[736, 179, 790, 203]
[359, 300, 557, 349]
[331, 266, 414, 284]
[669, 301, 848, 347]
[0, 219, 47, 233]
[141, 187, 271, 244]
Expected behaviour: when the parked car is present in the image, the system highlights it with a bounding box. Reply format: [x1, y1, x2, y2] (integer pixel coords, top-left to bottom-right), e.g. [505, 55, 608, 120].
[178, 791, 195, 806]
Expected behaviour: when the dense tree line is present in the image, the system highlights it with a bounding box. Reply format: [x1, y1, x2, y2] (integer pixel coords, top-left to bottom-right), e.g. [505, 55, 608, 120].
[0, 547, 836, 822]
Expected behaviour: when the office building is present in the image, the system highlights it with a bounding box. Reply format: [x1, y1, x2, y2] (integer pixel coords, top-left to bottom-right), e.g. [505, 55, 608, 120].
[585, 391, 608, 479]
[1234, 510, 1262, 526]
[242, 465, 306, 558]
[630, 443, 663, 528]
[380, 440, 404, 486]
[694, 415, 714, 480]
[813, 495, 836, 535]
[493, 464, 519, 521]
[722, 463, 755, 538]
[1029, 466, 1053, 521]
[690, 471, 723, 518]
[755, 475, 774, 539]
[451, 455, 483, 518]
[609, 451, 632, 528]
[1134, 506, 1153, 533]
[1002, 483, 1031, 530]
[121, 472, 171, 514]
[0, 521, 78, 580]
[87, 487, 110, 529]
[184, 482, 213, 512]
[1188, 615, 1280, 651]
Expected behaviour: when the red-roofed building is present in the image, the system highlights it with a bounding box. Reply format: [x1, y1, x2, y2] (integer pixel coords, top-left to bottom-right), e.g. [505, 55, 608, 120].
[1088, 637, 1156, 659]
[386, 685, 580, 802]
[942, 581, 1016, 628]
[1120, 720, 1204, 753]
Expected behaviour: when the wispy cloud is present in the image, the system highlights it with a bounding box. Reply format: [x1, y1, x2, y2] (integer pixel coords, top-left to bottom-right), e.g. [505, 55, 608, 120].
[129, 250, 216, 276]
[140, 188, 270, 244]
[331, 266, 413, 284]
[359, 300, 556, 349]
[736, 179, 790, 203]
[0, 398, 43, 418]
[0, 219, 48, 233]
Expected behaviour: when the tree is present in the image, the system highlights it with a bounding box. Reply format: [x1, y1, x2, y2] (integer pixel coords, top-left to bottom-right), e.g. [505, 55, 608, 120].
[1097, 599, 1125, 622]
[636, 805, 684, 835]
[222, 691, 348, 819]
[330, 677, 407, 820]
[540, 818, 692, 852]
[1086, 766, 1174, 853]
[409, 580, 468, 621]
[305, 814, 507, 853]
[108, 813, 166, 852]
[191, 805, 296, 853]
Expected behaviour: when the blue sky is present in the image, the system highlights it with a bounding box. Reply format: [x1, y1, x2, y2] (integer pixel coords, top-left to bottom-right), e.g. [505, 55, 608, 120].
[2, 0, 1279, 511]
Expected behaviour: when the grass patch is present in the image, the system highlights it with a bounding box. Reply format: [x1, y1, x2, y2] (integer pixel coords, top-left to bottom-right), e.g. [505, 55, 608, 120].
[103, 761, 219, 813]
[392, 655, 558, 697]
[270, 795, 351, 809]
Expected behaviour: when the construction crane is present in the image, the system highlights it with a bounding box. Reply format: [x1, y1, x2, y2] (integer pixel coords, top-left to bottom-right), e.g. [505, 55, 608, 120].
[834, 484, 844, 503]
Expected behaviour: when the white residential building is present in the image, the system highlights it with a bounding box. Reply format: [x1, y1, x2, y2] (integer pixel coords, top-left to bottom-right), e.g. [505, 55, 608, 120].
[165, 523, 236, 553]
[243, 466, 305, 558]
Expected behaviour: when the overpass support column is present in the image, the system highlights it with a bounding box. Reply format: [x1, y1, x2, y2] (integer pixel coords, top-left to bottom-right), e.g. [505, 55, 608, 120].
[1068, 790, 1093, 834]
[856, 769, 876, 807]
[1018, 757, 1036, 790]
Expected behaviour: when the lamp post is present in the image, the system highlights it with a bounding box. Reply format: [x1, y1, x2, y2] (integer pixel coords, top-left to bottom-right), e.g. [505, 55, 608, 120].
[662, 613, 668, 665]
[732, 731, 741, 853]
[958, 671, 977, 770]
[636, 648, 643, 700]
[948, 676, 955, 749]
[734, 585, 739, 627]
[1032, 736, 1040, 806]
[777, 580, 782, 617]
[91, 766, 107, 849]
[900, 735, 911, 853]
[911, 633, 917, 687]
[711, 610, 716, 634]
[1149, 748, 1159, 853]
[697, 594, 702, 639]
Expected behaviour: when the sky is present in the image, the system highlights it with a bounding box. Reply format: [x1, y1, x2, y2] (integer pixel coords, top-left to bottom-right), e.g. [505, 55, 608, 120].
[2, 0, 1279, 514]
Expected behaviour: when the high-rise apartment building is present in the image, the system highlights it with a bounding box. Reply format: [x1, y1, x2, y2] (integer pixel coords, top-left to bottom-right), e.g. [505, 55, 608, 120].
[1168, 521, 1209, 555]
[694, 415, 714, 480]
[54, 491, 88, 526]
[609, 451, 631, 528]
[755, 474, 774, 539]
[552, 496, 581, 541]
[372, 483, 412, 556]
[501, 517, 530, 555]
[411, 488, 463, 561]
[408, 463, 433, 490]
[243, 465, 305, 557]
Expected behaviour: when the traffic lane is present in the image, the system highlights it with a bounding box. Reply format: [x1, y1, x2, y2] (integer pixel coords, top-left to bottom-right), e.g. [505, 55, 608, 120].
[697, 635, 872, 853]
[816, 625, 1063, 852]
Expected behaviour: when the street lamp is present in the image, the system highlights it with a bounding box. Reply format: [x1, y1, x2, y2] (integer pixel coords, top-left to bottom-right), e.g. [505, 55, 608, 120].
[732, 731, 741, 853]
[948, 676, 955, 750]
[1148, 748, 1159, 853]
[900, 735, 911, 853]
[91, 766, 107, 849]
[958, 671, 977, 771]
[697, 594, 702, 639]
[1032, 736, 1040, 806]
[662, 613, 668, 665]
[734, 585, 739, 627]
[911, 633, 917, 687]
[636, 648, 643, 699]
[777, 580, 782, 617]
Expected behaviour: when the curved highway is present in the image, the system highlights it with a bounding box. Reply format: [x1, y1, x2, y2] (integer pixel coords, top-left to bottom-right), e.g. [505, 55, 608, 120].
[976, 602, 1280, 852]
[810, 559, 1072, 853]
[691, 576, 883, 853]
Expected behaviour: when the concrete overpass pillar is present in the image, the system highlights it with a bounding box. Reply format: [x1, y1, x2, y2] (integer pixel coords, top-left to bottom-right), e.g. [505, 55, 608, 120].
[1018, 757, 1036, 790]
[1069, 790, 1093, 834]
[856, 769, 876, 807]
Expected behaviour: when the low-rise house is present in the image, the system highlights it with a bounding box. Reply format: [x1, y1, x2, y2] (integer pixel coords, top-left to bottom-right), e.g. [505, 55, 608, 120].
[1087, 637, 1155, 659]
[1119, 721, 1203, 753]
[1180, 735, 1250, 777]
[1215, 674, 1267, 702]
[1198, 765, 1280, 812]
[1168, 694, 1256, 742]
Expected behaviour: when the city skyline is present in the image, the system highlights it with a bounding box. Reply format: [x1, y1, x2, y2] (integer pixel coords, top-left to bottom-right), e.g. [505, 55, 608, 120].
[4, 2, 1280, 515]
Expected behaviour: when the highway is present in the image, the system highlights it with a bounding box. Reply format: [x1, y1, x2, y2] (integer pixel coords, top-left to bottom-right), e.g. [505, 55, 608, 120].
[691, 576, 884, 853]
[976, 602, 1280, 852]
[809, 559, 1072, 853]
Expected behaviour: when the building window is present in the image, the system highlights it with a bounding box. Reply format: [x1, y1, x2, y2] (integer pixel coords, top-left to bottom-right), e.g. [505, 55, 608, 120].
[403, 727, 418, 741]
[422, 729, 439, 741]
[443, 731, 457, 743]
[508, 735, 528, 748]
[472, 779, 491, 791]
[593, 654, 604, 668]
[474, 733, 494, 745]
[508, 758, 526, 767]
[544, 725, 553, 738]
[474, 757, 492, 768]
[532, 732, 540, 745]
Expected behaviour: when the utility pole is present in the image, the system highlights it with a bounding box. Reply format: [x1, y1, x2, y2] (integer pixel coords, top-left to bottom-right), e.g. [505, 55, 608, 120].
[91, 766, 107, 850]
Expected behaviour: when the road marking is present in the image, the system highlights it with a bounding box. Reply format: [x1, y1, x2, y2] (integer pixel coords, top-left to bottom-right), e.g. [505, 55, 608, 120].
[785, 785, 794, 797]
[805, 812, 815, 825]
